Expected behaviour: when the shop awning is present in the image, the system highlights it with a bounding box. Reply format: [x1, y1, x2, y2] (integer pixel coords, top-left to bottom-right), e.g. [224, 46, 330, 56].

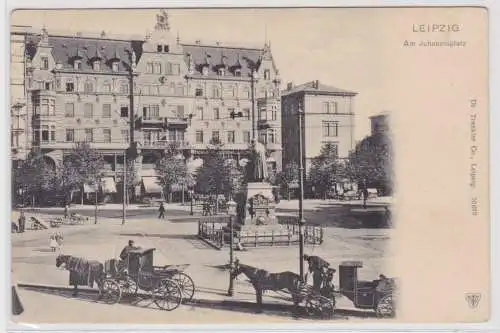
[101, 177, 117, 194]
[142, 177, 163, 194]
[83, 183, 97, 193]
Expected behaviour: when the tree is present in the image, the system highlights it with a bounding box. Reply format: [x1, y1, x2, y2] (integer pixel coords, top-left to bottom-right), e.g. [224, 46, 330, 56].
[275, 162, 299, 200]
[155, 154, 188, 203]
[195, 147, 243, 200]
[347, 132, 393, 195]
[63, 142, 105, 203]
[13, 149, 55, 206]
[155, 143, 192, 203]
[309, 143, 346, 199]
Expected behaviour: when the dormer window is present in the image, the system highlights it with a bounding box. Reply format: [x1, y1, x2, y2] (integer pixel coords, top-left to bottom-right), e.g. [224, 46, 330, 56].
[218, 68, 225, 76]
[202, 66, 209, 76]
[157, 45, 162, 52]
[74, 60, 82, 70]
[55, 62, 63, 70]
[93, 61, 100, 71]
[264, 69, 271, 80]
[41, 56, 49, 70]
[234, 69, 241, 77]
[112, 62, 119, 72]
[163, 45, 169, 52]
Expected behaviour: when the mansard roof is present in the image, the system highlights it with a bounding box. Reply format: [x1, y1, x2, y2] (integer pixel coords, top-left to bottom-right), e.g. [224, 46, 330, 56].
[26, 34, 135, 72]
[181, 43, 263, 78]
[25, 33, 272, 77]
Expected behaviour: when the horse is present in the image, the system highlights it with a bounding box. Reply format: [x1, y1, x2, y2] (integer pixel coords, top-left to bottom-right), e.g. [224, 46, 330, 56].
[230, 259, 302, 313]
[56, 254, 105, 299]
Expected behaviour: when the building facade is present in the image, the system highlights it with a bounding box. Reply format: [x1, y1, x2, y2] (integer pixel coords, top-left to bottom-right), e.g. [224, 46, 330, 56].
[11, 25, 32, 163]
[281, 80, 357, 175]
[12, 10, 282, 203]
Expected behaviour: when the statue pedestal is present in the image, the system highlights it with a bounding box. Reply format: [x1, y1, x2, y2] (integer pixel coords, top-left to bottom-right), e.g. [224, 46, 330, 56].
[234, 182, 288, 234]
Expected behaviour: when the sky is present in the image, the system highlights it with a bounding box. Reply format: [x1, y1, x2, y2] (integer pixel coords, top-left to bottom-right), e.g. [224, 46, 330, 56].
[11, 8, 401, 140]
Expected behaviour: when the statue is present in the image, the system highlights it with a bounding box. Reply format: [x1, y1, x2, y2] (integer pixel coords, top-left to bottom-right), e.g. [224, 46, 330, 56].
[247, 139, 268, 182]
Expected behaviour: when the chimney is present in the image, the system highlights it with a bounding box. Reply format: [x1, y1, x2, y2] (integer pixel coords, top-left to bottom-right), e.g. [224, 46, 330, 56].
[287, 82, 294, 91]
[313, 80, 319, 89]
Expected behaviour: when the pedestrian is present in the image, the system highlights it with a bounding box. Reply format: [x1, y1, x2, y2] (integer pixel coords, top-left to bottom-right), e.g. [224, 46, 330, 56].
[362, 188, 369, 209]
[18, 211, 26, 233]
[158, 202, 166, 219]
[64, 204, 69, 219]
[55, 232, 64, 252]
[49, 234, 58, 252]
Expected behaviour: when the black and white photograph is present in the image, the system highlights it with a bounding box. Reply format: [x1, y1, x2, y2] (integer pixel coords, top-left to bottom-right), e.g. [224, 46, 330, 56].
[8, 7, 489, 325]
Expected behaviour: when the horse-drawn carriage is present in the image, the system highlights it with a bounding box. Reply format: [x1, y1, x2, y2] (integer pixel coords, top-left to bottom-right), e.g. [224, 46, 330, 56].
[230, 259, 395, 319]
[101, 247, 195, 311]
[338, 261, 396, 318]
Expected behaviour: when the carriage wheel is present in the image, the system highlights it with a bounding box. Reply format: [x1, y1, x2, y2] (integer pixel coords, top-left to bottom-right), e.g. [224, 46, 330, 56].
[153, 279, 183, 311]
[375, 294, 395, 318]
[305, 295, 335, 319]
[101, 279, 122, 305]
[119, 276, 138, 297]
[172, 272, 195, 302]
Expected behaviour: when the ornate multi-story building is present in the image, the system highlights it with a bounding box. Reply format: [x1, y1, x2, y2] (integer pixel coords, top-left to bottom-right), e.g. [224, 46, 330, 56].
[12, 10, 282, 202]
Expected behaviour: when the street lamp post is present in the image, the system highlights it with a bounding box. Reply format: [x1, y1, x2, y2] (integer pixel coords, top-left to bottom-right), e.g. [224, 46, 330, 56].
[94, 180, 99, 224]
[122, 151, 127, 225]
[226, 199, 237, 296]
[298, 106, 306, 282]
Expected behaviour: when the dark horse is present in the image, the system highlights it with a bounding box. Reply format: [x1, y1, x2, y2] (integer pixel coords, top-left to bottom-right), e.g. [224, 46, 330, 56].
[56, 254, 105, 299]
[230, 259, 302, 313]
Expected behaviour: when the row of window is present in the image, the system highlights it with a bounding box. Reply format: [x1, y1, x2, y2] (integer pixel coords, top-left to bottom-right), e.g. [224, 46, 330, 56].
[194, 106, 278, 121]
[322, 121, 339, 137]
[64, 103, 129, 118]
[143, 129, 184, 143]
[33, 127, 130, 144]
[33, 99, 56, 116]
[39, 56, 121, 72]
[194, 129, 277, 144]
[145, 62, 180, 75]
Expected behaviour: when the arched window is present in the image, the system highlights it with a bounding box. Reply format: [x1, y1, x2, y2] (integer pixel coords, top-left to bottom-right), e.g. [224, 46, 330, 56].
[243, 87, 250, 99]
[120, 82, 129, 94]
[212, 85, 220, 98]
[50, 125, 56, 141]
[102, 81, 111, 93]
[84, 81, 94, 93]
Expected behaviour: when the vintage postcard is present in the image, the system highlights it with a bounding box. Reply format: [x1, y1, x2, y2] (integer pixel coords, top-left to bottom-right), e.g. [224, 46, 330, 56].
[9, 7, 489, 325]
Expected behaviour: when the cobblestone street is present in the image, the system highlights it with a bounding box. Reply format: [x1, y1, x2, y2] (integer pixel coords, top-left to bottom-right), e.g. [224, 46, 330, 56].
[11, 201, 393, 324]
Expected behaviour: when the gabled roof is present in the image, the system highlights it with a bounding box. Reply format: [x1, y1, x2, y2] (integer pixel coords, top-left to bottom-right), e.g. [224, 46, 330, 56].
[26, 34, 135, 72]
[282, 81, 357, 97]
[182, 43, 262, 78]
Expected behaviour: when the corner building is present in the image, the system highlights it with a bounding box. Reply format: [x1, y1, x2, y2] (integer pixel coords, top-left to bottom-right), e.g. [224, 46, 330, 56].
[19, 11, 282, 202]
[281, 80, 357, 175]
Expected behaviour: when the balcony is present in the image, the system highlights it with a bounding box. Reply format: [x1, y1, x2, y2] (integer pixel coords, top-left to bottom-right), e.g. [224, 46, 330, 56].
[141, 140, 190, 150]
[165, 117, 189, 129]
[258, 119, 271, 130]
[139, 117, 166, 129]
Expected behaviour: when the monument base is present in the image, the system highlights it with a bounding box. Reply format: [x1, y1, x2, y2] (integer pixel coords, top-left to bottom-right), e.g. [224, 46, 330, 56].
[242, 182, 279, 226]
